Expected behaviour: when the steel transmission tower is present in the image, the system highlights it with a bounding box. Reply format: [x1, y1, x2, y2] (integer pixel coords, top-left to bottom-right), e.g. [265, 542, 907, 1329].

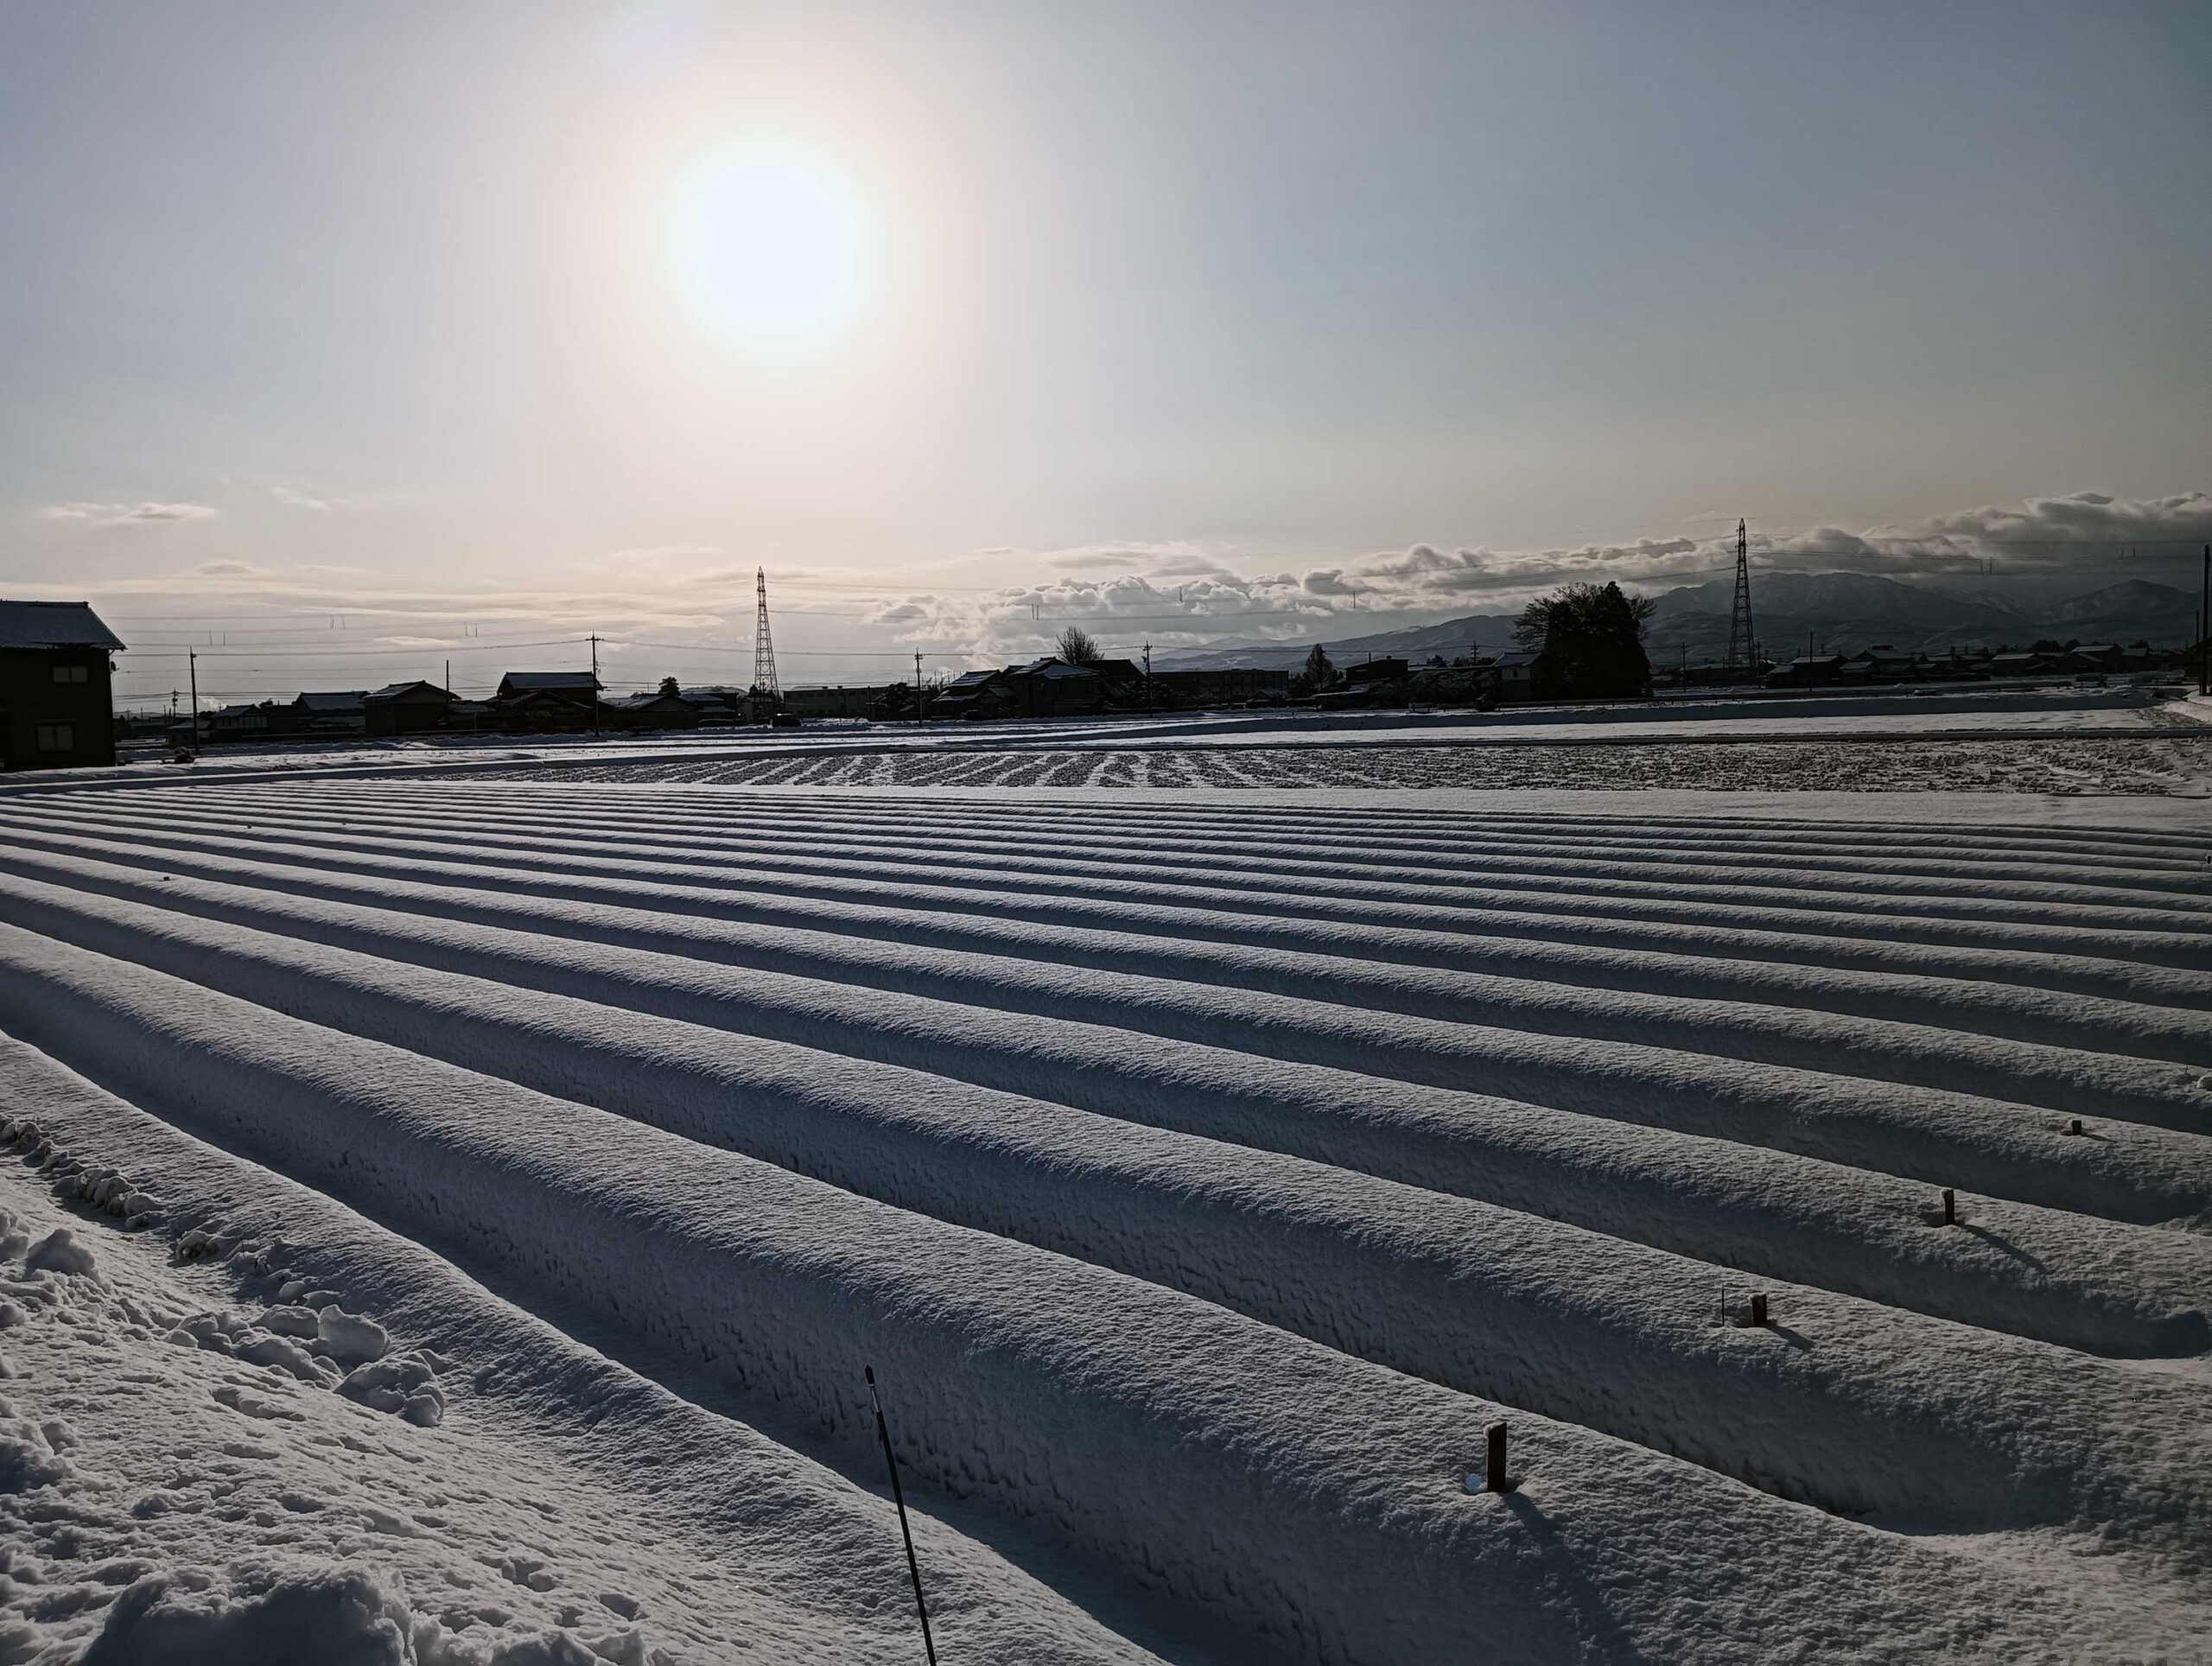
[1724, 518, 1756, 677]
[753, 567, 782, 706]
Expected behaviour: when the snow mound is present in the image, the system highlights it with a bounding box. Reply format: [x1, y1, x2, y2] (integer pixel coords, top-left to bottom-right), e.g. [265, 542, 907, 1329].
[24, 1225, 97, 1276]
[0, 779, 2207, 1660]
[80, 1566, 638, 1666]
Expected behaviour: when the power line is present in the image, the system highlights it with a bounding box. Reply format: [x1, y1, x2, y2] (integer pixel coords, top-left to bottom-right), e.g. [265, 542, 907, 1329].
[115, 638, 590, 661]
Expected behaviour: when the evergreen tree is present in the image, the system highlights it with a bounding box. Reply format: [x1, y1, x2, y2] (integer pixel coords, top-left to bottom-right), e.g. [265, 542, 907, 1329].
[1516, 582, 1653, 699]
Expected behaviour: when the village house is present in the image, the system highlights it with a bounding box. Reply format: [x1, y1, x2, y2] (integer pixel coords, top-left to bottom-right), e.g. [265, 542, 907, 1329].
[363, 680, 455, 736]
[609, 690, 700, 730]
[1005, 657, 1104, 717]
[1493, 649, 1541, 702]
[929, 668, 1016, 720]
[290, 690, 369, 733]
[0, 600, 124, 771]
[495, 671, 602, 732]
[780, 684, 877, 719]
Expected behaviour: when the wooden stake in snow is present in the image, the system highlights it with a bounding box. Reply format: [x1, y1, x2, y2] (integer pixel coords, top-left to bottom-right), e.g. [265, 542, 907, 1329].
[2067, 1119, 2086, 1136]
[1486, 1421, 1514, 1493]
[1750, 1293, 1769, 1327]
[866, 1366, 938, 1666]
[1942, 1187, 1957, 1226]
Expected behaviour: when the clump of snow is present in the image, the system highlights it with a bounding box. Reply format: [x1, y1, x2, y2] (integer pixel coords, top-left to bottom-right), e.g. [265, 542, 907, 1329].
[0, 1399, 74, 1492]
[317, 1304, 390, 1365]
[24, 1225, 97, 1276]
[78, 1564, 626, 1665]
[259, 1302, 321, 1339]
[234, 1332, 337, 1386]
[339, 1355, 443, 1427]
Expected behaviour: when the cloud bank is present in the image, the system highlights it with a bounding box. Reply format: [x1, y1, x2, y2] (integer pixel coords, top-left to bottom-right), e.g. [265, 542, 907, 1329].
[861, 491, 2212, 659]
[39, 501, 219, 525]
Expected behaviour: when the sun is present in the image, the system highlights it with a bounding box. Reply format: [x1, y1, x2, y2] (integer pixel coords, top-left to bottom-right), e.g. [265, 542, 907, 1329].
[664, 144, 874, 354]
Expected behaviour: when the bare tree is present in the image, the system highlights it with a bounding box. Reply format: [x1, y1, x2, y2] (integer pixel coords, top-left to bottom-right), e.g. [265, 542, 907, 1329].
[1057, 625, 1103, 664]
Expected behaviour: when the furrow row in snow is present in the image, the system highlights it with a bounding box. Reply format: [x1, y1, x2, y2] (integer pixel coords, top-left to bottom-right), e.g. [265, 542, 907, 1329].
[135, 789, 2212, 1060]
[0, 925, 2113, 1666]
[3, 828, 2207, 1221]
[27, 797, 2210, 995]
[16, 877, 2205, 1527]
[9, 812, 2212, 1139]
[171, 781, 2212, 899]
[97, 787, 2212, 937]
[2, 852, 2201, 1356]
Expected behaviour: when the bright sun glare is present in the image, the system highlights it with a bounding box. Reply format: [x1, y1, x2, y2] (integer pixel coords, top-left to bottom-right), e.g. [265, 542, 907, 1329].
[664, 146, 874, 353]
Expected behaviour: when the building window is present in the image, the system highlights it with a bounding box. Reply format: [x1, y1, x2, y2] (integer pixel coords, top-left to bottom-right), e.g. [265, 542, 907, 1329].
[50, 663, 90, 684]
[35, 723, 75, 753]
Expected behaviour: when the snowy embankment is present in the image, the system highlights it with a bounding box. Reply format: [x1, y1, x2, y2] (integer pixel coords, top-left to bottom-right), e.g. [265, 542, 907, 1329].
[0, 1035, 1176, 1666]
[0, 780, 2207, 1661]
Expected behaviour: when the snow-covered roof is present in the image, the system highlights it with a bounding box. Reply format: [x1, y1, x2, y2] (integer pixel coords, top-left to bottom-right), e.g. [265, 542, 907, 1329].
[1496, 650, 1541, 668]
[364, 681, 450, 702]
[0, 600, 124, 651]
[1009, 658, 1099, 679]
[295, 690, 367, 711]
[499, 671, 601, 692]
[944, 670, 1007, 690]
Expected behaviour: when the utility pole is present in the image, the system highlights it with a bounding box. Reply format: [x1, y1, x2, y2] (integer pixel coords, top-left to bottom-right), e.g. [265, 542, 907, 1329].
[913, 652, 924, 725]
[1143, 640, 1152, 713]
[589, 634, 601, 734]
[188, 649, 200, 757]
[2200, 544, 2209, 698]
[443, 658, 450, 695]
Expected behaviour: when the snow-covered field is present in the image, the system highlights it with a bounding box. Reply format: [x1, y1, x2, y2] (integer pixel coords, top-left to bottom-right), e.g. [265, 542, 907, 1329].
[490, 731, 2212, 792]
[74, 689, 2210, 798]
[0, 773, 2208, 1662]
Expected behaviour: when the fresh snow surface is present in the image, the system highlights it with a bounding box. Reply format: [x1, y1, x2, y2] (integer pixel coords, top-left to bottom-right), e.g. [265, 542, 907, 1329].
[45, 684, 2207, 798]
[0, 777, 2207, 1662]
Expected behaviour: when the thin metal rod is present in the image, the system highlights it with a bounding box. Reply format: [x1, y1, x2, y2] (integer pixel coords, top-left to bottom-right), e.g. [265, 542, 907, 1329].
[867, 1366, 938, 1665]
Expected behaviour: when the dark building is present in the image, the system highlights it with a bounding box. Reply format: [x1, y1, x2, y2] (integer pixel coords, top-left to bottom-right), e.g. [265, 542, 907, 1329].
[495, 671, 602, 733]
[363, 680, 455, 735]
[0, 600, 124, 771]
[781, 684, 877, 719]
[497, 671, 600, 704]
[1340, 657, 1410, 687]
[1765, 653, 1847, 690]
[1005, 657, 1104, 716]
[1141, 666, 1290, 709]
[291, 690, 369, 733]
[609, 690, 700, 730]
[1493, 650, 1540, 702]
[930, 669, 1016, 719]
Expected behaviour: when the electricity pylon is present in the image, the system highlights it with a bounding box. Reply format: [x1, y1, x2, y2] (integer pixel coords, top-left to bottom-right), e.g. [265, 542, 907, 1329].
[1724, 518, 1756, 677]
[753, 567, 781, 706]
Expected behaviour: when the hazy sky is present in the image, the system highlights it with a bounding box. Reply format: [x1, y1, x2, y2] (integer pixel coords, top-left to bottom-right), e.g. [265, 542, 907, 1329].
[3, 1, 2208, 698]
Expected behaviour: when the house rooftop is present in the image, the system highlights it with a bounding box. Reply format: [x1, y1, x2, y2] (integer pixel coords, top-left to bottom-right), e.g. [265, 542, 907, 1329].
[0, 600, 124, 652]
[364, 680, 450, 701]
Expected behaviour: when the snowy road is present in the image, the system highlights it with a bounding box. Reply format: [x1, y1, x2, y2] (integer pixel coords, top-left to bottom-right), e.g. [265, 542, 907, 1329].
[0, 780, 2208, 1662]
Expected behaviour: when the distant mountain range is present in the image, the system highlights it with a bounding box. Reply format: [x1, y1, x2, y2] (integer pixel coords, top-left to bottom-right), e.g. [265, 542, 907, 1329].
[1156, 574, 2202, 671]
